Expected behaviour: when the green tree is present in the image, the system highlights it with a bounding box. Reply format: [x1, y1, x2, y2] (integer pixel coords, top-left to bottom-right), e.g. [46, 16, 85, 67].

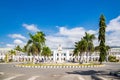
[26, 33, 38, 55]
[95, 45, 110, 62]
[41, 46, 51, 62]
[8, 50, 16, 62]
[22, 45, 27, 53]
[74, 32, 95, 63]
[83, 32, 95, 62]
[95, 45, 110, 51]
[98, 14, 107, 64]
[15, 45, 22, 51]
[94, 46, 100, 51]
[26, 31, 46, 56]
[74, 38, 87, 63]
[9, 50, 16, 55]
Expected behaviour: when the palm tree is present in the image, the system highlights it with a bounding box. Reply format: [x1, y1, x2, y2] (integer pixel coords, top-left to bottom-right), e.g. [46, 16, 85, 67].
[95, 45, 110, 62]
[74, 38, 87, 63]
[95, 46, 100, 51]
[98, 14, 107, 64]
[41, 46, 51, 62]
[83, 32, 95, 62]
[73, 45, 79, 62]
[9, 50, 16, 62]
[95, 45, 110, 51]
[26, 33, 39, 55]
[74, 32, 95, 63]
[15, 45, 22, 52]
[26, 31, 46, 56]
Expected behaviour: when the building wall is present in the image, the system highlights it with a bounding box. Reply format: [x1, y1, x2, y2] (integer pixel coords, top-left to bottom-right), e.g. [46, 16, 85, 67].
[0, 47, 120, 62]
[0, 48, 12, 59]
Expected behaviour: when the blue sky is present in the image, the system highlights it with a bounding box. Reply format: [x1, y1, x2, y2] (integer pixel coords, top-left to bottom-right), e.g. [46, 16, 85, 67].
[0, 0, 120, 48]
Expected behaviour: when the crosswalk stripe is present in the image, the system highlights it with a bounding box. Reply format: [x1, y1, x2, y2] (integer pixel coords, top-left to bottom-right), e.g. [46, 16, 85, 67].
[27, 76, 39, 80]
[3, 74, 23, 80]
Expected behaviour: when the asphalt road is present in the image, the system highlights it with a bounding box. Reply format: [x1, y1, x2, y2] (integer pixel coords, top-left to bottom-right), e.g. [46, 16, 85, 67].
[0, 62, 120, 80]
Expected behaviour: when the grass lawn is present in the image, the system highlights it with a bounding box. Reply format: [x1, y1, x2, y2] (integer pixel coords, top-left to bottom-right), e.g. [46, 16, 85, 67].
[17, 62, 102, 66]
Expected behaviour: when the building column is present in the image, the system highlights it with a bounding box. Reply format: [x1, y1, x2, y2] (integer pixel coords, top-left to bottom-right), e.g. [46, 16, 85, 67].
[53, 51, 56, 62]
[66, 50, 69, 61]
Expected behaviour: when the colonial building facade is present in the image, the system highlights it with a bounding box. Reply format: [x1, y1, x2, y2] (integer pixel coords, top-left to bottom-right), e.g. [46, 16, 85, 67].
[0, 46, 120, 63]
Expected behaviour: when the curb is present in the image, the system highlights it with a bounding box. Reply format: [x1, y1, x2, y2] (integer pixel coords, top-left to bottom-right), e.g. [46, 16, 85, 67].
[15, 64, 104, 69]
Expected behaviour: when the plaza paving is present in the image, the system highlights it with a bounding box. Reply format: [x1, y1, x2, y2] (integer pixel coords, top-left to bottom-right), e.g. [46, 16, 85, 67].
[0, 62, 120, 80]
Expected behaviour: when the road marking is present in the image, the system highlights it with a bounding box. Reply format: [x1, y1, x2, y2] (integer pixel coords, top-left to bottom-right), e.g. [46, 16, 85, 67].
[77, 75, 85, 80]
[0, 72, 4, 75]
[3, 74, 23, 80]
[27, 76, 39, 80]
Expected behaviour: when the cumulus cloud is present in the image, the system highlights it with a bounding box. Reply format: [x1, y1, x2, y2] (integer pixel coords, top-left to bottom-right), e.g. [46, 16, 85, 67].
[6, 39, 26, 48]
[8, 34, 26, 40]
[106, 16, 120, 46]
[6, 44, 15, 48]
[59, 27, 85, 36]
[22, 24, 40, 32]
[46, 26, 97, 48]
[46, 36, 73, 48]
[46, 15, 120, 48]
[5, 16, 120, 49]
[13, 39, 24, 45]
[107, 16, 120, 32]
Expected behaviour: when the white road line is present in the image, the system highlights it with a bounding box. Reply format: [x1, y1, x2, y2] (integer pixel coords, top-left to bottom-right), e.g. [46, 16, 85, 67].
[0, 72, 4, 75]
[3, 74, 23, 80]
[27, 76, 39, 80]
[78, 76, 85, 80]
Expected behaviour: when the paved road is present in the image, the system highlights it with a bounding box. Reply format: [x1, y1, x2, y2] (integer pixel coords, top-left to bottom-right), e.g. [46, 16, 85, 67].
[0, 62, 120, 80]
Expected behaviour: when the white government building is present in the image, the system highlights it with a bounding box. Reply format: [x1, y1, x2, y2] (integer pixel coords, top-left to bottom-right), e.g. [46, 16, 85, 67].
[0, 45, 120, 63]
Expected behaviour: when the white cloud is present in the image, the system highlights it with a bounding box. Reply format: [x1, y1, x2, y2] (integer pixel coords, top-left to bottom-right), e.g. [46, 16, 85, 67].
[46, 36, 74, 48]
[46, 26, 97, 48]
[106, 31, 120, 46]
[13, 39, 24, 45]
[6, 39, 26, 48]
[106, 16, 120, 46]
[5, 16, 120, 49]
[107, 16, 120, 32]
[8, 34, 26, 40]
[6, 44, 15, 48]
[23, 24, 40, 32]
[59, 27, 85, 37]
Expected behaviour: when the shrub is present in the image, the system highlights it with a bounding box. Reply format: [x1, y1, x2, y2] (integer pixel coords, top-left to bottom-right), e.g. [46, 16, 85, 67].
[108, 55, 119, 62]
[0, 59, 5, 63]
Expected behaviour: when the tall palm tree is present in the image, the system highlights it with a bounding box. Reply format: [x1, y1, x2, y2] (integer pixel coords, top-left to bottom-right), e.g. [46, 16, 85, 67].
[83, 32, 95, 62]
[95, 45, 110, 52]
[74, 32, 95, 63]
[34, 32, 46, 56]
[74, 38, 87, 63]
[73, 45, 79, 61]
[95, 45, 110, 62]
[26, 31, 46, 56]
[98, 14, 107, 64]
[26, 33, 38, 55]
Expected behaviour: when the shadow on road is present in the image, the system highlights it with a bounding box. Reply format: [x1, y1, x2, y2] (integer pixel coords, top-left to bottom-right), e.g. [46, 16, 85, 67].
[66, 70, 101, 75]
[66, 70, 120, 80]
